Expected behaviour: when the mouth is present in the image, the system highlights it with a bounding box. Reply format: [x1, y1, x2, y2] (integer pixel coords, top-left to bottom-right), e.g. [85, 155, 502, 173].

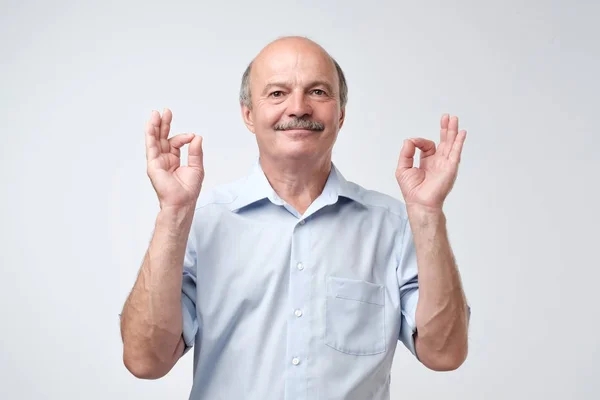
[280, 129, 320, 136]
[283, 128, 318, 133]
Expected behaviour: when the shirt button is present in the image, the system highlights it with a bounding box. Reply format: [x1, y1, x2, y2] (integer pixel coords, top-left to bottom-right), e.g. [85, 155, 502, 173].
[299, 219, 306, 225]
[294, 309, 303, 317]
[292, 357, 300, 365]
[296, 262, 304, 270]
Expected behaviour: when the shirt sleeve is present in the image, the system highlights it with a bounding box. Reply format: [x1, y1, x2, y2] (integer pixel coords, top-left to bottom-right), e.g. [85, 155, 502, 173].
[181, 226, 199, 354]
[396, 215, 420, 359]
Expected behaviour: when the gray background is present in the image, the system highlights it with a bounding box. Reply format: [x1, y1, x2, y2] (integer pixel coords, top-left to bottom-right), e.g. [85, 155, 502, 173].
[1, 0, 598, 399]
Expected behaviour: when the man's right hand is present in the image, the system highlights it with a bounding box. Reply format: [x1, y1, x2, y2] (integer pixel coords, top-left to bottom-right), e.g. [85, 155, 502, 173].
[145, 108, 204, 210]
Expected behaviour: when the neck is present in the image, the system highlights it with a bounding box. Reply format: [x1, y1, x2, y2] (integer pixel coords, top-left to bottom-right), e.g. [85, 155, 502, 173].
[259, 155, 332, 215]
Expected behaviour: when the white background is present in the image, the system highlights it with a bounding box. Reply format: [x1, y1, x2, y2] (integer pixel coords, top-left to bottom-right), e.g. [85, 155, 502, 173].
[1, 0, 598, 398]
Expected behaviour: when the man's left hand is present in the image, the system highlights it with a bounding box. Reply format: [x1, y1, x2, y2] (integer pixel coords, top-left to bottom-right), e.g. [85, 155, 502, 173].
[395, 114, 467, 211]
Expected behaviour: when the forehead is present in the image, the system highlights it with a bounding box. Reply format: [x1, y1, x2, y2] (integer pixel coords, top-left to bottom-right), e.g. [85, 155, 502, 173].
[251, 40, 338, 86]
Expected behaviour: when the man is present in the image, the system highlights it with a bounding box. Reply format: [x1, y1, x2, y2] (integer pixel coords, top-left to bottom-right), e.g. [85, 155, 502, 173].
[120, 36, 470, 399]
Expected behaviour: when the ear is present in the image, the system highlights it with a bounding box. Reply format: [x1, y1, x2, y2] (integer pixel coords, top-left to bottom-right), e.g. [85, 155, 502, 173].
[241, 103, 256, 134]
[338, 107, 346, 130]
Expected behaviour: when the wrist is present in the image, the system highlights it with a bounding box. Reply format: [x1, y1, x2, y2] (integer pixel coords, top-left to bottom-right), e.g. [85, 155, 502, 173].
[159, 202, 196, 215]
[156, 205, 196, 234]
[406, 203, 446, 227]
[406, 203, 444, 217]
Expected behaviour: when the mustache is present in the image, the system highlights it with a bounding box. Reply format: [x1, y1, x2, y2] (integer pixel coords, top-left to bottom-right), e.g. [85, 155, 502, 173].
[273, 118, 325, 131]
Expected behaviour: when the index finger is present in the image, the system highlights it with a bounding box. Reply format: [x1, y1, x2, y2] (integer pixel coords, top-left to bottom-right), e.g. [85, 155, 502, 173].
[409, 137, 436, 157]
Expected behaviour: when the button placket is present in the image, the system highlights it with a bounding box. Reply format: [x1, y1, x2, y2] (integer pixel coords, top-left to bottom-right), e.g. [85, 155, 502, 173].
[284, 214, 311, 399]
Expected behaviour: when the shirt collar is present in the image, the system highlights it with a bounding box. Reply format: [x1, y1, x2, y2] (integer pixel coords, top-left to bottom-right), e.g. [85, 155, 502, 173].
[228, 158, 364, 212]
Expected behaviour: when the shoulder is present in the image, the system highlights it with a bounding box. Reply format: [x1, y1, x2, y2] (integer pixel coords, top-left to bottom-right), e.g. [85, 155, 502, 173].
[192, 175, 247, 211]
[343, 179, 409, 221]
[185, 177, 248, 242]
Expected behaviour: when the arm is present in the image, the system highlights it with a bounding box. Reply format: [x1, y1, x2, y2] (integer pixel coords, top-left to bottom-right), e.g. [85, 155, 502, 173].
[408, 205, 469, 371]
[120, 206, 194, 379]
[395, 113, 470, 371]
[120, 108, 204, 379]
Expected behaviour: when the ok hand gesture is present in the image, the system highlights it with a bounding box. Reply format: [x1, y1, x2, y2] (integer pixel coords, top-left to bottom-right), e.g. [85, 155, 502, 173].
[395, 114, 466, 211]
[145, 108, 204, 210]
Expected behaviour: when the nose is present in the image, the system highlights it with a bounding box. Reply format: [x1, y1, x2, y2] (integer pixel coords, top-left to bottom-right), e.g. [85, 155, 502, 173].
[287, 91, 312, 118]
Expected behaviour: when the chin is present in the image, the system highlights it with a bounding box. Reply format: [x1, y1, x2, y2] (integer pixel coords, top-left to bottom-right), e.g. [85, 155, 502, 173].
[275, 143, 320, 161]
[280, 129, 320, 139]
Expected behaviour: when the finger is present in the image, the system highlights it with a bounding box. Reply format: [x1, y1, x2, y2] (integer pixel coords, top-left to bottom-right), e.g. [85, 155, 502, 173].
[148, 109, 163, 151]
[168, 133, 195, 157]
[409, 138, 436, 158]
[149, 109, 161, 130]
[449, 130, 467, 163]
[160, 108, 173, 140]
[396, 139, 416, 176]
[145, 119, 159, 161]
[440, 113, 450, 143]
[188, 135, 204, 171]
[442, 116, 459, 157]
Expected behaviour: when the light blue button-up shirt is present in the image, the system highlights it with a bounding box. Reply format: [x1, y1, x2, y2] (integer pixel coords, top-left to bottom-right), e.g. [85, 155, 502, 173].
[180, 160, 421, 400]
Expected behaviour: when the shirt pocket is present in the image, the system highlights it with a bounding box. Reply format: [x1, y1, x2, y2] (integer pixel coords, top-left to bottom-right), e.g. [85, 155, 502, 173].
[325, 276, 386, 355]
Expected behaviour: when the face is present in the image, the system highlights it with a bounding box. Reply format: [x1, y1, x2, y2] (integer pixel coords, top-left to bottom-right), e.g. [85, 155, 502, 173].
[241, 39, 345, 163]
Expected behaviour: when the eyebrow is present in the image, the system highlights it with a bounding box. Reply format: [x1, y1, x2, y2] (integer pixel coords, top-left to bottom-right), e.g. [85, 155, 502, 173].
[261, 80, 335, 96]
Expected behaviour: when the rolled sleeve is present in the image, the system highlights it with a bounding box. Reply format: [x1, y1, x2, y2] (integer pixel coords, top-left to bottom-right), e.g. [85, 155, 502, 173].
[180, 227, 199, 354]
[399, 285, 419, 357]
[396, 214, 420, 358]
[181, 268, 198, 351]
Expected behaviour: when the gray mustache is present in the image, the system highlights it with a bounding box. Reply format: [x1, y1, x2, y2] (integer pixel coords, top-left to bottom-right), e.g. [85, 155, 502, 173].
[274, 118, 324, 131]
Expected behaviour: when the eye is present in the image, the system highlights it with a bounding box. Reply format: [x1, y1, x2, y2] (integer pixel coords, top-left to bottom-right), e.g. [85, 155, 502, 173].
[312, 89, 326, 96]
[270, 91, 284, 97]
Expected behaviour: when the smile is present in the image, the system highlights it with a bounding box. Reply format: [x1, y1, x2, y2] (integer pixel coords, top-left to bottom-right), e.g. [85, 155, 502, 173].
[281, 129, 319, 136]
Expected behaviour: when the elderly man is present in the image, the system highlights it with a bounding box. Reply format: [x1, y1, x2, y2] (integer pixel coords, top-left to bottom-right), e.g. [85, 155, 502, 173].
[120, 36, 470, 399]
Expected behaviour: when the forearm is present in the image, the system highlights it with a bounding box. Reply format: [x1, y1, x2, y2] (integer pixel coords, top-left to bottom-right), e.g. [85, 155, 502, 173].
[121, 205, 195, 376]
[408, 205, 469, 370]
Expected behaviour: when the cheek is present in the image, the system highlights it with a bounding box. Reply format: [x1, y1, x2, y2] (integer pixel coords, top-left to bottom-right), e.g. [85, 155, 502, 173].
[316, 105, 341, 127]
[255, 103, 285, 128]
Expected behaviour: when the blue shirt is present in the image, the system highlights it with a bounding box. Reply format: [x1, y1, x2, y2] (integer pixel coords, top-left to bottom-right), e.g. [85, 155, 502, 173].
[180, 160, 421, 400]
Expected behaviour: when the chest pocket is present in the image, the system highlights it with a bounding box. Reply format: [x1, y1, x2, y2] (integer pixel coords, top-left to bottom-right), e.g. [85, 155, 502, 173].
[325, 276, 386, 355]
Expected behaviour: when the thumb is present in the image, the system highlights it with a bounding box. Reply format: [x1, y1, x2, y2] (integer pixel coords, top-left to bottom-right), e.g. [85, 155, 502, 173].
[396, 139, 416, 176]
[188, 135, 204, 170]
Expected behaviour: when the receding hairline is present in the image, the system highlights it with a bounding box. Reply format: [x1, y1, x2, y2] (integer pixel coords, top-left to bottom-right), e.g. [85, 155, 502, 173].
[239, 37, 348, 109]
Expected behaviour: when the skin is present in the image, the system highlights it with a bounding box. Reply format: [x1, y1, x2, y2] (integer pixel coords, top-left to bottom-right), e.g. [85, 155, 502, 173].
[120, 109, 202, 379]
[241, 37, 345, 213]
[396, 115, 470, 370]
[119, 36, 469, 379]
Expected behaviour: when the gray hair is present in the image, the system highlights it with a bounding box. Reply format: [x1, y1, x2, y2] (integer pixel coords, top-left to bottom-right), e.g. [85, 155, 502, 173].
[239, 57, 348, 110]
